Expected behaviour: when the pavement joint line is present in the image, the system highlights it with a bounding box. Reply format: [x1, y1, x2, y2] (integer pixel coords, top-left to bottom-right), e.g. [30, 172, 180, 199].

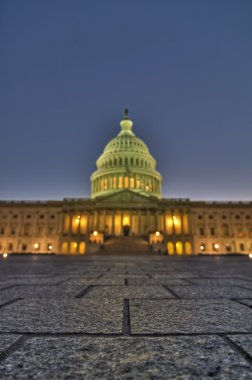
[96, 273, 104, 280]
[122, 299, 131, 336]
[0, 298, 23, 309]
[0, 331, 252, 337]
[220, 334, 252, 365]
[235, 285, 252, 292]
[162, 284, 181, 299]
[182, 278, 197, 285]
[230, 299, 252, 309]
[145, 273, 153, 279]
[0, 335, 28, 363]
[74, 285, 92, 299]
[0, 285, 21, 292]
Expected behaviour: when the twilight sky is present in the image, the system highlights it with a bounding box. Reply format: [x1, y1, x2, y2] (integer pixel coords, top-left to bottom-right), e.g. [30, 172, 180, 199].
[0, 0, 252, 201]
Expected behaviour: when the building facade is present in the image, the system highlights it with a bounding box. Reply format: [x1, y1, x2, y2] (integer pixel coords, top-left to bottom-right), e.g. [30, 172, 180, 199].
[1, 111, 252, 255]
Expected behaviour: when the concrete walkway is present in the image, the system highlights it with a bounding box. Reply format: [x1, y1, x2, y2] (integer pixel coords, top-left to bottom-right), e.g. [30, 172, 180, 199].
[0, 255, 252, 379]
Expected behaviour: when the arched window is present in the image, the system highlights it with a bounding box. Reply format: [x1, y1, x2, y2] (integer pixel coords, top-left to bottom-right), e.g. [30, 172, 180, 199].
[176, 241, 183, 255]
[125, 157, 128, 165]
[185, 242, 192, 255]
[114, 158, 117, 166]
[61, 242, 68, 254]
[79, 242, 86, 254]
[119, 158, 122, 165]
[136, 158, 139, 165]
[141, 159, 143, 167]
[131, 157, 134, 165]
[167, 242, 174, 255]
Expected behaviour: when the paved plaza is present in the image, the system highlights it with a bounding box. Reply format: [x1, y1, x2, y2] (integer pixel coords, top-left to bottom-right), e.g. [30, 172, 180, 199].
[0, 254, 252, 379]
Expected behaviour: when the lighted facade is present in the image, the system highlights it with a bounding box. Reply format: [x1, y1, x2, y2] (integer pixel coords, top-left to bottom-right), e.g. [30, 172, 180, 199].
[0, 111, 252, 255]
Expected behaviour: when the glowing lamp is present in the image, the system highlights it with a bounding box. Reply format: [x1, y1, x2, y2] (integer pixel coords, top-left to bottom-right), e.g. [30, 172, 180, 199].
[93, 231, 98, 236]
[214, 243, 219, 250]
[3, 253, 8, 259]
[48, 244, 53, 251]
[155, 231, 160, 237]
[249, 254, 252, 259]
[34, 243, 39, 249]
[200, 245, 205, 251]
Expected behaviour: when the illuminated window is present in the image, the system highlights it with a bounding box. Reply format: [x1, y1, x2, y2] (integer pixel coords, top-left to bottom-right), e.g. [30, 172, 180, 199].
[104, 178, 107, 190]
[124, 177, 129, 188]
[185, 242, 192, 255]
[118, 177, 123, 189]
[167, 242, 174, 255]
[100, 179, 104, 190]
[176, 241, 183, 255]
[136, 179, 141, 189]
[113, 177, 117, 189]
[130, 177, 135, 188]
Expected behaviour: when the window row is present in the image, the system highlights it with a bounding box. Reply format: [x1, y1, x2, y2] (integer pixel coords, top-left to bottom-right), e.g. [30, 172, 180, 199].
[198, 214, 251, 220]
[92, 175, 161, 193]
[99, 156, 152, 169]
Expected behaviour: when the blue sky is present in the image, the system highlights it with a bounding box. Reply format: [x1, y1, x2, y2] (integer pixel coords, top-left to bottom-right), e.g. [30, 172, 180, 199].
[0, 0, 252, 200]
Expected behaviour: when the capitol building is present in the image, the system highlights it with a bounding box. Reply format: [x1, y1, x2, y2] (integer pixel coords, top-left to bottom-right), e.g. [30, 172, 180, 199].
[0, 111, 252, 255]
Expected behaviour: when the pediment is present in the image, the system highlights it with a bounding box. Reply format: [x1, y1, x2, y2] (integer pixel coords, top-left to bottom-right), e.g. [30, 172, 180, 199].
[94, 190, 158, 205]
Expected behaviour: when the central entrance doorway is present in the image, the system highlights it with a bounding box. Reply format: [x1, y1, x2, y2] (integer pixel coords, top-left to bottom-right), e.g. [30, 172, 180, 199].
[123, 225, 130, 236]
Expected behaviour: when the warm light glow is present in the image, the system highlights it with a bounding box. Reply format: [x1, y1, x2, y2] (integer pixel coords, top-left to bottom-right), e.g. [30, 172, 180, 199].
[214, 243, 219, 250]
[93, 230, 98, 236]
[200, 245, 205, 251]
[124, 177, 129, 188]
[118, 176, 123, 189]
[75, 216, 80, 224]
[48, 244, 53, 251]
[155, 231, 160, 237]
[3, 253, 8, 259]
[74, 242, 77, 248]
[33, 243, 39, 249]
[145, 185, 149, 191]
[123, 216, 130, 226]
[113, 177, 117, 189]
[249, 254, 252, 259]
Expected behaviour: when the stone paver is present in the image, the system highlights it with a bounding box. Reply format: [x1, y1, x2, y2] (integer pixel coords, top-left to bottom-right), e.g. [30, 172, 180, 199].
[0, 298, 122, 333]
[0, 255, 252, 378]
[86, 285, 172, 299]
[0, 335, 21, 355]
[130, 299, 252, 334]
[169, 285, 252, 299]
[228, 334, 252, 357]
[0, 336, 251, 379]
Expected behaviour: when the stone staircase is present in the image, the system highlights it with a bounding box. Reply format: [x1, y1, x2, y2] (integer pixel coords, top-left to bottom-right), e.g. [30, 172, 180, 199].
[101, 236, 152, 255]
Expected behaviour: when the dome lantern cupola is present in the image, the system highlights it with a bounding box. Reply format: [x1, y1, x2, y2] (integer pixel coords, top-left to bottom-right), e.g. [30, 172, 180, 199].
[90, 110, 162, 199]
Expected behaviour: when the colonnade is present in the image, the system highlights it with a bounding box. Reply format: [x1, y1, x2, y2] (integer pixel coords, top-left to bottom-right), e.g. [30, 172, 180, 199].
[91, 174, 161, 195]
[62, 209, 190, 237]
